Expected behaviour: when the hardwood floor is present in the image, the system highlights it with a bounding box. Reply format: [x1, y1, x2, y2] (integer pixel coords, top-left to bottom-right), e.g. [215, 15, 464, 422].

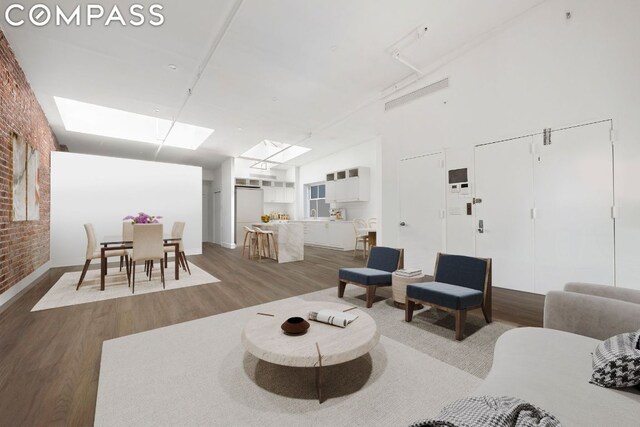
[0, 244, 544, 426]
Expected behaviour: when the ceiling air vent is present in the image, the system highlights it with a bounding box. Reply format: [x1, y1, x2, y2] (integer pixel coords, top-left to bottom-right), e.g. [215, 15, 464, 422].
[384, 78, 449, 112]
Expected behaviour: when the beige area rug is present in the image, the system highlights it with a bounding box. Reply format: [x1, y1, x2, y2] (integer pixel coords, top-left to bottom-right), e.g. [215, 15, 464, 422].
[94, 294, 497, 426]
[32, 262, 219, 312]
[303, 286, 514, 378]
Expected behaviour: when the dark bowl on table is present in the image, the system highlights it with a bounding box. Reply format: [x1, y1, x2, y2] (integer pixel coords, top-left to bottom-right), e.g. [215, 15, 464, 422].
[281, 317, 310, 335]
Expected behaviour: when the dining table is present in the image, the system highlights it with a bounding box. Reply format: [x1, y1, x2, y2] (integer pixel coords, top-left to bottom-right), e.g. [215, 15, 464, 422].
[99, 235, 181, 291]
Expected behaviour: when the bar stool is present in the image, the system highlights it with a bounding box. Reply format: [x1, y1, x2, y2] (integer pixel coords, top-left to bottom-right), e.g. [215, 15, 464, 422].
[254, 227, 279, 262]
[242, 226, 258, 259]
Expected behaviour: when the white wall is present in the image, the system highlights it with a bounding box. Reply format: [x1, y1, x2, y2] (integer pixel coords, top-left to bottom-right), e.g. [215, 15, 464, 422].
[50, 152, 202, 267]
[297, 139, 381, 221]
[380, 0, 640, 290]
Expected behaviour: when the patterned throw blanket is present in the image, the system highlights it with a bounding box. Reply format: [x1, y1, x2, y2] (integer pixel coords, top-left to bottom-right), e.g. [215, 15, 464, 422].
[410, 396, 561, 427]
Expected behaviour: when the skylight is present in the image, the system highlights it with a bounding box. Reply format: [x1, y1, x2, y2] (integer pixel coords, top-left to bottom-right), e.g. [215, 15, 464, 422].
[239, 140, 311, 167]
[54, 97, 214, 150]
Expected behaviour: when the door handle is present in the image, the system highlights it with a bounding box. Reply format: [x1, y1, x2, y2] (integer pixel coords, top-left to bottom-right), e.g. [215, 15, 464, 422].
[478, 219, 484, 234]
[399, 221, 406, 227]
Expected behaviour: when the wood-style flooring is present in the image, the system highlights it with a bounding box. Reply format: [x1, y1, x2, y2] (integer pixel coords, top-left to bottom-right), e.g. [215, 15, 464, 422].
[0, 244, 544, 426]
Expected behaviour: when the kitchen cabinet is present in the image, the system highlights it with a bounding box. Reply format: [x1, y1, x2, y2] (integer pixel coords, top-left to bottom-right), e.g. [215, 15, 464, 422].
[325, 167, 370, 203]
[297, 221, 355, 250]
[241, 179, 295, 204]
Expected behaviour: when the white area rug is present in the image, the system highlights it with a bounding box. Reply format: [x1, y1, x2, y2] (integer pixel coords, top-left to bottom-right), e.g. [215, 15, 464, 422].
[32, 262, 219, 312]
[95, 296, 483, 426]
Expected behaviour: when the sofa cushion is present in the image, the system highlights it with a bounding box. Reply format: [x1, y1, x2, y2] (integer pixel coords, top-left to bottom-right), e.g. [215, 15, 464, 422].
[591, 330, 640, 388]
[474, 328, 640, 426]
[406, 281, 483, 309]
[339, 268, 392, 286]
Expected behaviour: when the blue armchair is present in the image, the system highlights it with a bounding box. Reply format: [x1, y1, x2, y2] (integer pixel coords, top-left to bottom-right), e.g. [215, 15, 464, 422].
[338, 247, 404, 308]
[405, 253, 492, 340]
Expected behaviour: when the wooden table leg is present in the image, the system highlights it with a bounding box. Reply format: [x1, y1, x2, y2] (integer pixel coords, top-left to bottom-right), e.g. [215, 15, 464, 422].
[100, 247, 106, 291]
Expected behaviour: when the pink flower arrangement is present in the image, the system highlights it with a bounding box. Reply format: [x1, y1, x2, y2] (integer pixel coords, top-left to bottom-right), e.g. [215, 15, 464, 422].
[123, 212, 162, 224]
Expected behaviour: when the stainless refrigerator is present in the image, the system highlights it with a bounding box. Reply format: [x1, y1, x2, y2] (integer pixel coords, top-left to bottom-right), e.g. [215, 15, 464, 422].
[235, 187, 264, 244]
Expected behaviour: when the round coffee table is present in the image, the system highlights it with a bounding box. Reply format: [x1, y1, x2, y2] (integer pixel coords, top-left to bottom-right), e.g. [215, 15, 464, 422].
[241, 301, 379, 402]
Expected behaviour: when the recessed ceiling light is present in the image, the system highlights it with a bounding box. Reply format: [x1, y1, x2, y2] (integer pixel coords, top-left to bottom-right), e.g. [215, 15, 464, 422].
[54, 97, 214, 150]
[272, 97, 278, 102]
[168, 64, 177, 70]
[239, 140, 311, 165]
[330, 45, 338, 52]
[237, 127, 243, 131]
[153, 108, 160, 113]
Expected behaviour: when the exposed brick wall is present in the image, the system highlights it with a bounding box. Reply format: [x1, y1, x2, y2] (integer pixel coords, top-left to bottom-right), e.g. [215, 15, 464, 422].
[0, 30, 58, 295]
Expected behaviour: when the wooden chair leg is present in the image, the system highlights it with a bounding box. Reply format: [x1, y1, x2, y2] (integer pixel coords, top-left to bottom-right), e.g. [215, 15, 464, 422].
[149, 260, 153, 281]
[338, 280, 347, 298]
[181, 252, 191, 275]
[365, 286, 376, 308]
[164, 252, 168, 268]
[242, 232, 249, 257]
[132, 261, 136, 293]
[160, 259, 165, 289]
[273, 236, 279, 262]
[127, 258, 131, 287]
[353, 238, 358, 257]
[125, 254, 130, 284]
[455, 309, 467, 341]
[119, 256, 123, 272]
[405, 299, 415, 322]
[76, 260, 91, 290]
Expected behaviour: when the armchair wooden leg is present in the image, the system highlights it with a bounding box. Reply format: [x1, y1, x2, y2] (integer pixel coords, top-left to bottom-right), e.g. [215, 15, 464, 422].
[405, 299, 415, 322]
[119, 256, 124, 272]
[482, 302, 492, 323]
[338, 280, 346, 298]
[455, 309, 467, 341]
[164, 252, 168, 268]
[365, 286, 376, 308]
[76, 260, 91, 290]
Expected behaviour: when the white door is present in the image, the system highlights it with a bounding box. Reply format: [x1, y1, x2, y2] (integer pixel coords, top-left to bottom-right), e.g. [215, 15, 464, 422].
[533, 121, 614, 293]
[398, 152, 446, 274]
[474, 137, 535, 292]
[214, 191, 221, 245]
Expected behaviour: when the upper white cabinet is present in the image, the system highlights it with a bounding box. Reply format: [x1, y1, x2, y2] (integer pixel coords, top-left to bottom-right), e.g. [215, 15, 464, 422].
[237, 178, 296, 204]
[325, 167, 370, 203]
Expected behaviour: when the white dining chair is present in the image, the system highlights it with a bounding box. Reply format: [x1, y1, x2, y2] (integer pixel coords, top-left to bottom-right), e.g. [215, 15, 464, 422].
[119, 221, 134, 272]
[77, 224, 128, 290]
[129, 224, 165, 293]
[368, 218, 377, 228]
[352, 219, 369, 259]
[163, 222, 190, 275]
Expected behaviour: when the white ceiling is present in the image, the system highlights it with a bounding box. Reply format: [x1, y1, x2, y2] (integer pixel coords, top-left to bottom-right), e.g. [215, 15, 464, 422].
[1, 0, 546, 170]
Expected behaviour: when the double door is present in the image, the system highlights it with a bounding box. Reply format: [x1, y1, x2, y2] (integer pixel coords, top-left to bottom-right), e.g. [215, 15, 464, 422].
[474, 121, 615, 294]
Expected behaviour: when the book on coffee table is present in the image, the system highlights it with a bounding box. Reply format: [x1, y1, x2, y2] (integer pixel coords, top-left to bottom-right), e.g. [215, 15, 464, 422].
[309, 309, 358, 328]
[395, 268, 423, 277]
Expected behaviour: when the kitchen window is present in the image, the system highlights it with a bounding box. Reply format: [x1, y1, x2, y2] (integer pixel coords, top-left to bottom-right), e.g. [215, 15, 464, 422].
[306, 183, 330, 218]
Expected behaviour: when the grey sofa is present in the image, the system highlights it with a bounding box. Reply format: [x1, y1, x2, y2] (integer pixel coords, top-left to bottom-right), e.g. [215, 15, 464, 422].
[474, 282, 640, 426]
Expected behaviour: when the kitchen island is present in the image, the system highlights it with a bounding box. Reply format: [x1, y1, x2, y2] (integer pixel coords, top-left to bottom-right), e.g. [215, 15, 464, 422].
[252, 221, 304, 263]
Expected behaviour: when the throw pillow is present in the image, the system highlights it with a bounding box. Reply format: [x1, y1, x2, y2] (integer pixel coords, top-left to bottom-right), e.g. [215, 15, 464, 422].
[590, 330, 640, 388]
